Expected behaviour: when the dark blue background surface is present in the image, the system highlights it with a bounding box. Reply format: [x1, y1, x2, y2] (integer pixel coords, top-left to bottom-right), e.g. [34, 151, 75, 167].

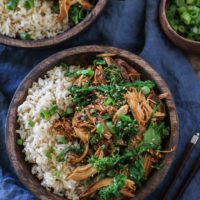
[0, 0, 200, 199]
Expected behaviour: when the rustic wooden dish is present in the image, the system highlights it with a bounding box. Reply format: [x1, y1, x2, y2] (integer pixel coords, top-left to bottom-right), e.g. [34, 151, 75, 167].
[0, 0, 107, 48]
[160, 0, 200, 54]
[6, 45, 179, 200]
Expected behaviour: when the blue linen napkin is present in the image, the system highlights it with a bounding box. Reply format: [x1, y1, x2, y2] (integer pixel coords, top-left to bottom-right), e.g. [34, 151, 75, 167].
[1, 0, 200, 199]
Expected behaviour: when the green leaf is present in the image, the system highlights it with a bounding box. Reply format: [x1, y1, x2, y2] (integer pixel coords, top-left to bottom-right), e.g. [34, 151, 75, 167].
[129, 158, 145, 187]
[99, 175, 126, 200]
[28, 119, 35, 128]
[136, 123, 168, 154]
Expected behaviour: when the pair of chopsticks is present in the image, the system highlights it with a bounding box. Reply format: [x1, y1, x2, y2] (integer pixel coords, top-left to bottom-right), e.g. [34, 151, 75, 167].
[162, 132, 200, 200]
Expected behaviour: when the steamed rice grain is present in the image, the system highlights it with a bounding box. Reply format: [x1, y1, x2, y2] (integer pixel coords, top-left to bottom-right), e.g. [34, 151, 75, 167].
[16, 67, 86, 199]
[0, 0, 69, 39]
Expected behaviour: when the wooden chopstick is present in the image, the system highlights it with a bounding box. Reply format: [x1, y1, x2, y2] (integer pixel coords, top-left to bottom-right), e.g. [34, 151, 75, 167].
[173, 154, 200, 200]
[161, 133, 200, 200]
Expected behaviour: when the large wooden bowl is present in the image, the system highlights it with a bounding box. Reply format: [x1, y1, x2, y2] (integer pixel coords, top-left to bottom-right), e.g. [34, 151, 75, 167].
[0, 0, 107, 48]
[6, 45, 179, 200]
[160, 0, 200, 54]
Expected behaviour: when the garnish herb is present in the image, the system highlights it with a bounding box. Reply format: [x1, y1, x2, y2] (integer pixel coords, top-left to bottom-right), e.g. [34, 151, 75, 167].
[24, 0, 34, 10]
[93, 58, 107, 66]
[17, 138, 24, 146]
[56, 136, 68, 144]
[60, 107, 74, 118]
[40, 102, 58, 120]
[129, 158, 145, 187]
[19, 32, 32, 40]
[99, 175, 126, 200]
[28, 119, 35, 128]
[51, 3, 60, 14]
[6, 0, 19, 10]
[167, 0, 200, 41]
[45, 147, 55, 158]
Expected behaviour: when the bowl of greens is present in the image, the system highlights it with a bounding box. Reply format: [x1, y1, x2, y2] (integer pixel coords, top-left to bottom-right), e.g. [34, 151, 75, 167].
[160, 0, 200, 53]
[6, 45, 178, 200]
[0, 0, 107, 48]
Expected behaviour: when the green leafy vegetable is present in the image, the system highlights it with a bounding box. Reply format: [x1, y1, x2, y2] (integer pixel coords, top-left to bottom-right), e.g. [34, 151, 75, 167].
[99, 175, 126, 200]
[69, 4, 89, 25]
[89, 155, 121, 173]
[104, 64, 124, 85]
[129, 158, 145, 187]
[136, 123, 168, 154]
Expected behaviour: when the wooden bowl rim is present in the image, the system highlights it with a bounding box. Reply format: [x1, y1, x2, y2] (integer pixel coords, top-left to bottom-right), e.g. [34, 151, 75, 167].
[159, 0, 200, 45]
[6, 45, 179, 200]
[0, 0, 107, 48]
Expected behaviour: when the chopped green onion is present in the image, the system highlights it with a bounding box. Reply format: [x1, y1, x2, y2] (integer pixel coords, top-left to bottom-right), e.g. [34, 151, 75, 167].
[6, 0, 19, 10]
[48, 103, 58, 115]
[76, 69, 94, 77]
[51, 3, 59, 14]
[28, 119, 35, 128]
[104, 97, 116, 106]
[45, 147, 54, 158]
[141, 86, 151, 96]
[17, 139, 24, 146]
[93, 59, 106, 66]
[96, 123, 104, 134]
[40, 109, 50, 120]
[119, 114, 133, 123]
[24, 0, 34, 10]
[19, 32, 32, 40]
[56, 136, 68, 144]
[106, 121, 115, 134]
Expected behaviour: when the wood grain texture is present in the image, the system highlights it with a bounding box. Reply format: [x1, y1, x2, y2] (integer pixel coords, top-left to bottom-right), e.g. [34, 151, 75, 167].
[160, 0, 200, 54]
[6, 45, 179, 200]
[0, 0, 107, 48]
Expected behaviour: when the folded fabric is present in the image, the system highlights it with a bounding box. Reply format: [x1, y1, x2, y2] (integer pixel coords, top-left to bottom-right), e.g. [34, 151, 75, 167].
[0, 0, 200, 199]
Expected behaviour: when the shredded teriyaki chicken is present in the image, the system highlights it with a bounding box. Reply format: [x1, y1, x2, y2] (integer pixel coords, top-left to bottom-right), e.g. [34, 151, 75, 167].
[51, 54, 175, 200]
[57, 0, 93, 22]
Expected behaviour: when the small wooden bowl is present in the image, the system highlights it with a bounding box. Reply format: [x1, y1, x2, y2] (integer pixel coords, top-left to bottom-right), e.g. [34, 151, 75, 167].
[6, 45, 179, 200]
[160, 0, 200, 54]
[0, 0, 107, 48]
